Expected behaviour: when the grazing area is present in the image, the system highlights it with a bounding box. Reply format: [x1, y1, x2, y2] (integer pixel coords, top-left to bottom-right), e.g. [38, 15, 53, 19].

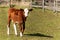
[0, 7, 60, 40]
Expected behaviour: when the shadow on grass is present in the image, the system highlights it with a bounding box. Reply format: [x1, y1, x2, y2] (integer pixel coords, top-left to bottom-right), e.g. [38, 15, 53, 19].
[24, 33, 53, 38]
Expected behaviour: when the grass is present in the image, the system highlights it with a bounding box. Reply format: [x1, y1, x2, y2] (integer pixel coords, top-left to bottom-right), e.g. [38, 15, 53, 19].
[0, 7, 60, 40]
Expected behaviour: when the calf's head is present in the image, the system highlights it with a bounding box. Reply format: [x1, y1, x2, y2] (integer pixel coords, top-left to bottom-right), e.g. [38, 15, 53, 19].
[24, 8, 33, 17]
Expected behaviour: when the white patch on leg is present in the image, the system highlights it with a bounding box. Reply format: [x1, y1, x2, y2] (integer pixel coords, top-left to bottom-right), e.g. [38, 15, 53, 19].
[7, 25, 9, 35]
[24, 8, 29, 17]
[13, 24, 17, 35]
[20, 32, 23, 37]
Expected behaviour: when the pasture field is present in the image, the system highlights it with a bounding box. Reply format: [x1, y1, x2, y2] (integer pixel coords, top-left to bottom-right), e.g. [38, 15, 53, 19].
[0, 7, 60, 40]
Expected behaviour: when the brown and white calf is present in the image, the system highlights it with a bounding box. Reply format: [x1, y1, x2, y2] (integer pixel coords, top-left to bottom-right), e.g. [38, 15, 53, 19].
[7, 8, 32, 37]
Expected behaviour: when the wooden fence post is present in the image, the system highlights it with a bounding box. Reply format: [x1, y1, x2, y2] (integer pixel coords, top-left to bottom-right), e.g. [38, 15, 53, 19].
[42, 0, 44, 12]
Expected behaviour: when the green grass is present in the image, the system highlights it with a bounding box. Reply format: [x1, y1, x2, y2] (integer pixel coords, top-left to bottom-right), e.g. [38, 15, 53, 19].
[0, 7, 60, 40]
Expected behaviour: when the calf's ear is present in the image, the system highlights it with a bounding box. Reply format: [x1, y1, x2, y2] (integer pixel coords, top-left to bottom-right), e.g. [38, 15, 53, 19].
[29, 9, 33, 11]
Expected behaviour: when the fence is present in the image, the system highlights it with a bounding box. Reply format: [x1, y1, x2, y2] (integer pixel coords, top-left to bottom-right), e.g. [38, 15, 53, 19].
[0, 0, 60, 12]
[0, 0, 31, 7]
[31, 0, 60, 12]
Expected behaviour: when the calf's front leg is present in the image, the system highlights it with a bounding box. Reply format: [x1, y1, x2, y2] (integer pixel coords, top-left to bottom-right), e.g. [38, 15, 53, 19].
[13, 23, 17, 36]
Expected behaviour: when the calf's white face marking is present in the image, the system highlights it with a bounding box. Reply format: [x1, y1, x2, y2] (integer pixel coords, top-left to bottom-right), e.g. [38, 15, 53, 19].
[24, 8, 29, 17]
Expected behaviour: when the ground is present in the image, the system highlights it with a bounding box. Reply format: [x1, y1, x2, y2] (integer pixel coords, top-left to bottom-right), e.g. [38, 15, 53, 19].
[0, 7, 60, 40]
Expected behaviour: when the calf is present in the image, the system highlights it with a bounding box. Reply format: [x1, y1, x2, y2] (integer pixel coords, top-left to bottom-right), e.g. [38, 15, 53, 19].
[7, 8, 32, 37]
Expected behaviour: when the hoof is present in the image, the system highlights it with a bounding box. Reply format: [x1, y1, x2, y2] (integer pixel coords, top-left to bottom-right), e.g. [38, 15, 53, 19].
[20, 32, 23, 37]
[7, 33, 9, 36]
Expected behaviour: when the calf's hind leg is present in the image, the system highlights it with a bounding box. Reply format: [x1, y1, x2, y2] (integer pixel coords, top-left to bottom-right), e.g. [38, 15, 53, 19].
[7, 18, 11, 35]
